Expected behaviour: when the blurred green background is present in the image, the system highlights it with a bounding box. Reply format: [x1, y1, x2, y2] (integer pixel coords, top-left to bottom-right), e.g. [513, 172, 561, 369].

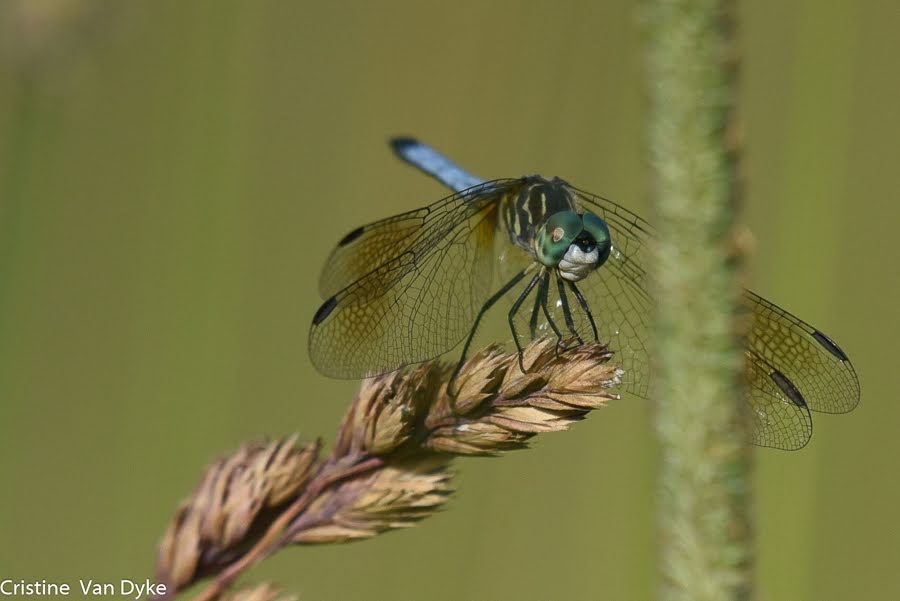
[0, 1, 897, 600]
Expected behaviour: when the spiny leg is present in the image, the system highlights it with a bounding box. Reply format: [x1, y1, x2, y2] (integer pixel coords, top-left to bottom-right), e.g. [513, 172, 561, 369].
[568, 280, 599, 342]
[556, 273, 584, 346]
[538, 271, 565, 356]
[507, 271, 544, 373]
[528, 285, 541, 338]
[449, 268, 529, 397]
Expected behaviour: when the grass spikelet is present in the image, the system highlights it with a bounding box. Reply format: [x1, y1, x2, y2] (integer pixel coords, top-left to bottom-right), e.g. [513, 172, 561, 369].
[155, 338, 618, 600]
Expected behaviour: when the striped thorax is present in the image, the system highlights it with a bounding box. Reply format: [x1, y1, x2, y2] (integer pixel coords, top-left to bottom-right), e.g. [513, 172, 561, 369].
[503, 177, 612, 282]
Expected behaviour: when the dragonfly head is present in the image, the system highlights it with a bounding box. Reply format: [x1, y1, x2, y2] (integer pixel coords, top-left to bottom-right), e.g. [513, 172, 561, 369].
[535, 211, 612, 281]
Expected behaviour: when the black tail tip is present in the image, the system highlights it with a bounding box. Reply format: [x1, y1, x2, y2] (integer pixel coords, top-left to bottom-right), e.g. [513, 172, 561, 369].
[389, 136, 419, 153]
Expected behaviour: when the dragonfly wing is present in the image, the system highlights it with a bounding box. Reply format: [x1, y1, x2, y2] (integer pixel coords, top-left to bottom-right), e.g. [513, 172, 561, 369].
[309, 179, 523, 379]
[319, 207, 432, 299]
[745, 289, 860, 415]
[745, 349, 813, 449]
[568, 187, 655, 398]
[569, 185, 859, 448]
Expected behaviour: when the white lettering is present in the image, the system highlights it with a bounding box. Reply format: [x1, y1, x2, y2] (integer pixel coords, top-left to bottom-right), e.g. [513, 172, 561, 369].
[0, 577, 166, 597]
[80, 580, 114, 595]
[120, 579, 165, 599]
[0, 580, 70, 596]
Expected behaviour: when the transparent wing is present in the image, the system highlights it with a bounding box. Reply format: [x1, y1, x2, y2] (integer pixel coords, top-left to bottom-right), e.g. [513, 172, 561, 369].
[746, 290, 860, 415]
[309, 179, 523, 378]
[568, 186, 656, 399]
[566, 185, 858, 449]
[319, 208, 432, 299]
[745, 349, 814, 450]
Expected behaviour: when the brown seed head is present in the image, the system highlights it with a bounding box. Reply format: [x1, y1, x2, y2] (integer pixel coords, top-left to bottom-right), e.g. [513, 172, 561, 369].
[155, 436, 321, 592]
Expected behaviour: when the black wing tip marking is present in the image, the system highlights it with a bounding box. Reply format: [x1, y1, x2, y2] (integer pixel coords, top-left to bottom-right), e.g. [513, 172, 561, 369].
[812, 329, 850, 362]
[769, 369, 808, 409]
[312, 296, 338, 325]
[338, 226, 365, 246]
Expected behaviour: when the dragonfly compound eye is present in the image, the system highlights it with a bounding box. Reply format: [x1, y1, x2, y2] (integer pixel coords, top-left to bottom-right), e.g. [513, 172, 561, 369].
[536, 211, 582, 267]
[581, 213, 612, 265]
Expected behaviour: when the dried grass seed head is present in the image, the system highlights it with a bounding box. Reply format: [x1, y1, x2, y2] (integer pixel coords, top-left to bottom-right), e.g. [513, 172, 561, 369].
[156, 436, 320, 592]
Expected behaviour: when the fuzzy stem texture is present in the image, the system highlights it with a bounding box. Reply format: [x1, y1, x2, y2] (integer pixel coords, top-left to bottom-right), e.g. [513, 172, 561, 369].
[644, 1, 753, 600]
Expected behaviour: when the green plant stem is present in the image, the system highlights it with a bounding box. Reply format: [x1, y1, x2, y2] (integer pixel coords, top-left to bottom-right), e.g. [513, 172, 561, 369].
[644, 1, 752, 600]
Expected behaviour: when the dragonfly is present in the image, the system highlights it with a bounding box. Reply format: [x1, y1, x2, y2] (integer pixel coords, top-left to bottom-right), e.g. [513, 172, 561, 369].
[309, 138, 860, 450]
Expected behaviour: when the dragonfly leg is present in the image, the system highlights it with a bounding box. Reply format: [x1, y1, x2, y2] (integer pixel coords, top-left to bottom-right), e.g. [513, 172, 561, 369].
[537, 273, 565, 356]
[568, 280, 599, 342]
[448, 268, 529, 399]
[507, 271, 544, 373]
[528, 285, 541, 339]
[556, 273, 584, 347]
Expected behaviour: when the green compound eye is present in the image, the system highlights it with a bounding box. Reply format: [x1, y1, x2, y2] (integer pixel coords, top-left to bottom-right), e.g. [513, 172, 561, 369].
[582, 212, 612, 265]
[536, 211, 582, 266]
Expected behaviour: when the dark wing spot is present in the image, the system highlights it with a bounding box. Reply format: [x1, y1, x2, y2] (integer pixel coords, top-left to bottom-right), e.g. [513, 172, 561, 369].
[812, 329, 850, 362]
[339, 226, 365, 246]
[770, 369, 808, 408]
[312, 296, 338, 325]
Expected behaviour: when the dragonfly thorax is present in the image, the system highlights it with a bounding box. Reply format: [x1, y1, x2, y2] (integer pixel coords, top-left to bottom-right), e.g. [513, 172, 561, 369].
[504, 177, 576, 249]
[503, 177, 612, 281]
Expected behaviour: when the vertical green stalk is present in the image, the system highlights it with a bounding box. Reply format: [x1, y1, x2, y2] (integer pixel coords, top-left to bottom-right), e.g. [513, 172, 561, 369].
[644, 1, 752, 600]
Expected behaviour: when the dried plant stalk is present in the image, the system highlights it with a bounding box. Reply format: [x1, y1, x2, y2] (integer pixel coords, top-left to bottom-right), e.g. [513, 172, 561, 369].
[156, 338, 619, 601]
